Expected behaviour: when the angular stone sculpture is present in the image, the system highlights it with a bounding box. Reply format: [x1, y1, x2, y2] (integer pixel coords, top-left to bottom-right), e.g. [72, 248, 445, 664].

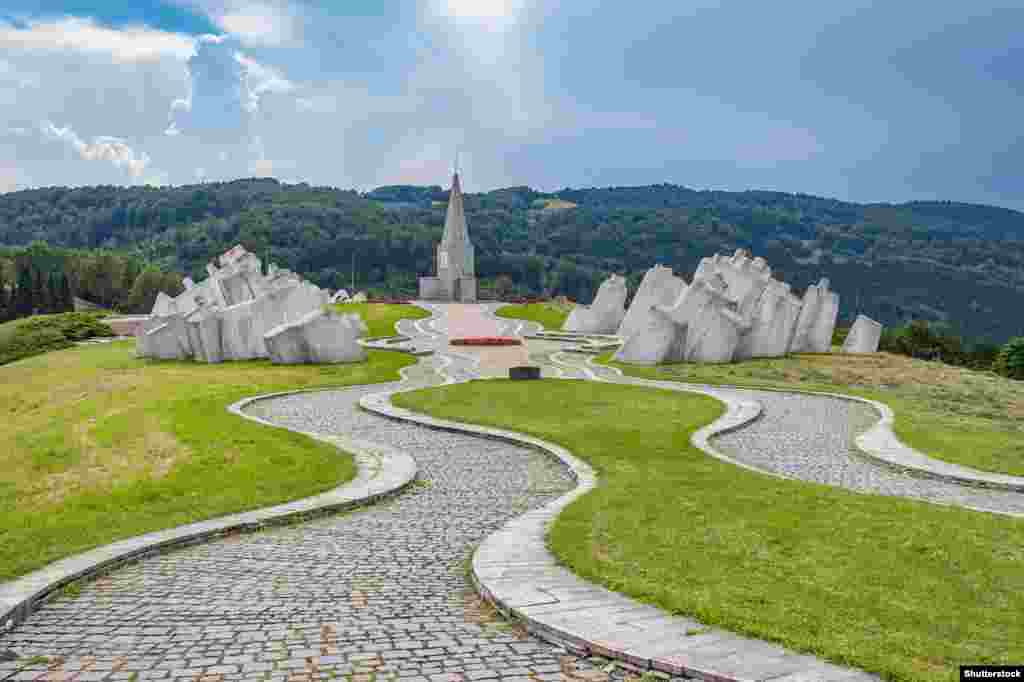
[841, 314, 883, 353]
[264, 309, 368, 364]
[563, 274, 627, 334]
[789, 278, 840, 353]
[615, 248, 842, 365]
[137, 245, 348, 365]
[329, 289, 351, 304]
[616, 265, 686, 340]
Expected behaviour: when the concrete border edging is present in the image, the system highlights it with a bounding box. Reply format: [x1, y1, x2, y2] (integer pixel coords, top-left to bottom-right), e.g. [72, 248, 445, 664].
[0, 385, 418, 636]
[588, 356, 1024, 493]
[358, 381, 878, 681]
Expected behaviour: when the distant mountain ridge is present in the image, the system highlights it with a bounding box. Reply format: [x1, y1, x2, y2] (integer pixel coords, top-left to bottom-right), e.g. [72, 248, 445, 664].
[1, 178, 1021, 342]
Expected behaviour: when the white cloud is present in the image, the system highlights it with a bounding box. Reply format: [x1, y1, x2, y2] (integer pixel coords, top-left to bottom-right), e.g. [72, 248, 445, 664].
[40, 121, 153, 178]
[0, 17, 196, 63]
[235, 51, 294, 113]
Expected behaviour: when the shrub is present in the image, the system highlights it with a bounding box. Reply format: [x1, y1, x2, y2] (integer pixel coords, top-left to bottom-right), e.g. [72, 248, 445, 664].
[0, 312, 114, 365]
[994, 337, 1024, 380]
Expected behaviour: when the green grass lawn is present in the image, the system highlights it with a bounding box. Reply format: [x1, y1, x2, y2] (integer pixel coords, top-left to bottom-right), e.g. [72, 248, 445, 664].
[495, 301, 572, 331]
[0, 341, 417, 581]
[394, 379, 1024, 682]
[597, 351, 1024, 479]
[0, 312, 114, 366]
[331, 302, 431, 337]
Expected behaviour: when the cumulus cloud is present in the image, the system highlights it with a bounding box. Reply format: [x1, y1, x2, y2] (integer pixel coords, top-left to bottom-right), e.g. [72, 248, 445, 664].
[166, 36, 294, 143]
[40, 121, 152, 178]
[0, 17, 196, 62]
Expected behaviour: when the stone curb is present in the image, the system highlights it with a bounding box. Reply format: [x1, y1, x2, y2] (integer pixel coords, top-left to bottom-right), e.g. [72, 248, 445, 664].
[589, 356, 1024, 493]
[0, 384, 418, 636]
[357, 380, 880, 681]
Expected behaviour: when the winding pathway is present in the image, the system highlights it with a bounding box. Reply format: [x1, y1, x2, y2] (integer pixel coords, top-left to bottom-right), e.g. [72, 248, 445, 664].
[2, 302, 1020, 682]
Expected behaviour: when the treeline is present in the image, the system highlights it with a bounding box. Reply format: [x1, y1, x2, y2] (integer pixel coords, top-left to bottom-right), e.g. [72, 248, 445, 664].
[0, 243, 183, 322]
[837, 319, 1023, 379]
[0, 179, 1022, 343]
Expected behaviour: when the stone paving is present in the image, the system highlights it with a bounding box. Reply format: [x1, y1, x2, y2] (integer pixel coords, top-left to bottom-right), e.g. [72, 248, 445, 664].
[4, 302, 1022, 681]
[0, 309, 674, 681]
[558, 353, 1024, 517]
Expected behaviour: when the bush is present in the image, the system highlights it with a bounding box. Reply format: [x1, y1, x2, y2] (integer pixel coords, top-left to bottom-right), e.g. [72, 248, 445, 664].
[0, 312, 114, 365]
[994, 337, 1024, 380]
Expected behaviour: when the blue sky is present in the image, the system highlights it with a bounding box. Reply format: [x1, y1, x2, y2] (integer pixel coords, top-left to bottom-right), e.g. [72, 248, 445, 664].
[1, 0, 1021, 210]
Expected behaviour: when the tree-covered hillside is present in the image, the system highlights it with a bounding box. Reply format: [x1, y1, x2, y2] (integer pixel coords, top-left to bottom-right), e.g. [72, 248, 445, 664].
[1, 178, 1021, 343]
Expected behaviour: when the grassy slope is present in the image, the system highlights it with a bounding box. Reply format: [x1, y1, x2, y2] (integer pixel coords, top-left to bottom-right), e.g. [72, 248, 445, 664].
[598, 351, 1024, 478]
[1, 302, 428, 581]
[394, 379, 1024, 682]
[331, 302, 430, 337]
[494, 302, 572, 331]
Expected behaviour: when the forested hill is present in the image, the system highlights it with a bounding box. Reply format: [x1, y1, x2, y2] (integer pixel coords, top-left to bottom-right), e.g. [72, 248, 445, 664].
[1, 178, 1022, 343]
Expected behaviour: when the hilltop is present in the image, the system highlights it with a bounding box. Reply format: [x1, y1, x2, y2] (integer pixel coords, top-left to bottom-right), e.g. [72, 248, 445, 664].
[1, 178, 1022, 342]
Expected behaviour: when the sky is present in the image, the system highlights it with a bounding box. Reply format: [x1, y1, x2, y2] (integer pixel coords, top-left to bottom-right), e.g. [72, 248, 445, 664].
[0, 0, 1021, 210]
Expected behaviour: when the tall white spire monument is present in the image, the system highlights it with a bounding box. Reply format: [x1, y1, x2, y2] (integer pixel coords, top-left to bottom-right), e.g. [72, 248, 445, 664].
[418, 171, 477, 302]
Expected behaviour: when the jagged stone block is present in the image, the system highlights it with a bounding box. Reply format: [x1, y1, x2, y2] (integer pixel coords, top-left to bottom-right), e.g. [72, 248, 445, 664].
[562, 274, 627, 334]
[617, 265, 686, 340]
[264, 309, 368, 364]
[842, 314, 883, 353]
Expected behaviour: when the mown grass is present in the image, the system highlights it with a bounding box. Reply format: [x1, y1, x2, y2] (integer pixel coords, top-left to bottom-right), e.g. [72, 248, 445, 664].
[495, 301, 572, 331]
[597, 351, 1024, 478]
[394, 379, 1024, 682]
[331, 302, 430, 337]
[0, 342, 417, 581]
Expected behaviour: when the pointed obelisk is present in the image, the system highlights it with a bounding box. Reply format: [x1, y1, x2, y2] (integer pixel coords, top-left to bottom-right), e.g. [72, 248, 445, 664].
[418, 171, 477, 302]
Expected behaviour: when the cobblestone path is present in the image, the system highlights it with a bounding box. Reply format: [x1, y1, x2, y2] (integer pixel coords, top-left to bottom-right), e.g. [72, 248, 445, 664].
[0, 307, 664, 682]
[560, 353, 1024, 517]
[4, 303, 1020, 682]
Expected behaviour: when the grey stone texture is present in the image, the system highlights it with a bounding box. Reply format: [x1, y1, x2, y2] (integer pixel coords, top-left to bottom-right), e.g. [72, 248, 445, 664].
[420, 173, 478, 302]
[615, 265, 686, 341]
[563, 274, 627, 334]
[137, 245, 338, 364]
[615, 249, 839, 364]
[841, 314, 883, 354]
[264, 308, 368, 365]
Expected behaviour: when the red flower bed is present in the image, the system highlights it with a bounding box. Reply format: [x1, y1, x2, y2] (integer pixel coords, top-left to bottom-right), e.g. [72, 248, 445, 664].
[450, 336, 523, 346]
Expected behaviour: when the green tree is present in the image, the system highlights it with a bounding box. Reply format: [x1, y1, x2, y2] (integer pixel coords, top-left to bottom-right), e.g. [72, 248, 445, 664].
[13, 263, 34, 318]
[994, 337, 1024, 380]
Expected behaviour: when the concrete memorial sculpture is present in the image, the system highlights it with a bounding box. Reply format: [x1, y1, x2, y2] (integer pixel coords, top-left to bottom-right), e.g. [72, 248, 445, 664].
[616, 265, 686, 340]
[264, 309, 368, 364]
[419, 172, 477, 302]
[841, 314, 883, 353]
[562, 274, 628, 334]
[614, 249, 844, 365]
[136, 245, 363, 365]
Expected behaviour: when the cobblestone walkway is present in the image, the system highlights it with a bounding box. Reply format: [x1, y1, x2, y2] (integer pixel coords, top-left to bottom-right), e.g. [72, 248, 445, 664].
[0, 307, 660, 682]
[4, 303, 1021, 682]
[558, 353, 1024, 517]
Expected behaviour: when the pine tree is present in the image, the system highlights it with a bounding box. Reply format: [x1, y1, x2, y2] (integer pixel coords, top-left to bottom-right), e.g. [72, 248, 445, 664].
[14, 264, 34, 318]
[0, 274, 9, 322]
[59, 272, 74, 312]
[32, 267, 47, 315]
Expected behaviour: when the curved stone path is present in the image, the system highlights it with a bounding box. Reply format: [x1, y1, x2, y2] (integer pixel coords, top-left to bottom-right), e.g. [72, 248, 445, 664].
[558, 353, 1024, 518]
[2, 302, 1021, 682]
